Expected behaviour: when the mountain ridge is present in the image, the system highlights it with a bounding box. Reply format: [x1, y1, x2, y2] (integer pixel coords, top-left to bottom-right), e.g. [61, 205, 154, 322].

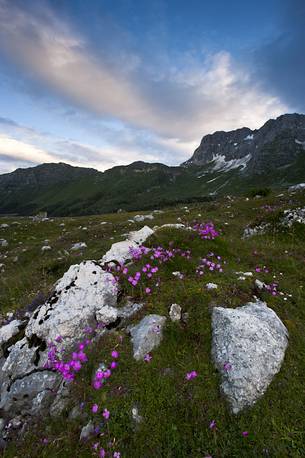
[1, 113, 305, 216]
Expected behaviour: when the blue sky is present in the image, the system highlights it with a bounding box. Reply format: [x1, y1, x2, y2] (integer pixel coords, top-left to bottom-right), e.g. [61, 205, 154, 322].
[0, 0, 304, 174]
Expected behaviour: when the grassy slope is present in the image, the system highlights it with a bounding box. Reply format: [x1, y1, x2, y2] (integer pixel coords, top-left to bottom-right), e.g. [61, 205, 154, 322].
[1, 151, 305, 216]
[1, 189, 305, 457]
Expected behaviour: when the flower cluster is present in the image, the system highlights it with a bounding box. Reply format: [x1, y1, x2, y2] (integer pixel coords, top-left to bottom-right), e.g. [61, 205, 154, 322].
[193, 222, 219, 240]
[45, 337, 92, 381]
[264, 282, 279, 296]
[196, 252, 224, 276]
[106, 243, 192, 296]
[129, 245, 150, 261]
[92, 350, 119, 390]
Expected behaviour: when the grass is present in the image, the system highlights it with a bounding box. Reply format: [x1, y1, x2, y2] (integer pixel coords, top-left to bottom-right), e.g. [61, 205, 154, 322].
[1, 189, 305, 457]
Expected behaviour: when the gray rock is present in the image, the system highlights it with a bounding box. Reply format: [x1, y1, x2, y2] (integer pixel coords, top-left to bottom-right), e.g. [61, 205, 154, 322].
[96, 305, 118, 325]
[70, 242, 87, 251]
[79, 421, 94, 441]
[130, 314, 166, 360]
[117, 301, 144, 319]
[169, 304, 182, 322]
[243, 223, 270, 239]
[131, 406, 143, 423]
[281, 207, 305, 227]
[211, 300, 288, 413]
[0, 239, 8, 247]
[0, 371, 60, 416]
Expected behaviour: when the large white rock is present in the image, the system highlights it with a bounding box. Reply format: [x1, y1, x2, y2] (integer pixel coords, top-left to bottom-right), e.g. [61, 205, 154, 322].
[128, 226, 154, 244]
[211, 300, 288, 413]
[101, 240, 138, 265]
[101, 226, 153, 265]
[25, 261, 118, 343]
[130, 314, 166, 360]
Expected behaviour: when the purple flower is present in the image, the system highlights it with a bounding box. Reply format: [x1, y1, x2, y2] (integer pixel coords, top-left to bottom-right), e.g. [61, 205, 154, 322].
[93, 380, 102, 390]
[209, 419, 216, 430]
[99, 449, 106, 458]
[102, 408, 110, 420]
[186, 370, 197, 380]
[223, 361, 232, 372]
[113, 452, 121, 458]
[92, 403, 99, 413]
[111, 350, 119, 359]
[144, 353, 152, 362]
[242, 431, 249, 437]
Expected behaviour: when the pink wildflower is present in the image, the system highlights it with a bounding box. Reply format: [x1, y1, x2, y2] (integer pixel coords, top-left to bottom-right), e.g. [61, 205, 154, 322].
[92, 403, 99, 413]
[102, 408, 110, 420]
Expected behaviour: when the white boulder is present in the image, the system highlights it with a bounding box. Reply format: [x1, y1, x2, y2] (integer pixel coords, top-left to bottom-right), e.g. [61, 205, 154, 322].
[211, 300, 288, 413]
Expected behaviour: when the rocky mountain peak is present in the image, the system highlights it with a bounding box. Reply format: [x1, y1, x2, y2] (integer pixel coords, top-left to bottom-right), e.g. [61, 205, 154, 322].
[183, 113, 305, 172]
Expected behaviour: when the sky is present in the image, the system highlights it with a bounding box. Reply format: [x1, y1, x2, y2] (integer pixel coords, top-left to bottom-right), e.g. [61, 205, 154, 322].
[0, 0, 304, 174]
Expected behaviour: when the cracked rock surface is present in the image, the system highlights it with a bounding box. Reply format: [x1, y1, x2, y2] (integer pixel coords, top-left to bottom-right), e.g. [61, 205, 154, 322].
[211, 300, 288, 413]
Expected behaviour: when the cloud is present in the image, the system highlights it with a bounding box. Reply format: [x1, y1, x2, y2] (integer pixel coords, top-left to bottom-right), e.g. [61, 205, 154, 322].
[0, 118, 169, 174]
[0, 134, 57, 164]
[0, 0, 288, 152]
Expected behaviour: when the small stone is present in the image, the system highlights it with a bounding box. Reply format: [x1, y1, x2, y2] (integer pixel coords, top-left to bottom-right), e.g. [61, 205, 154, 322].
[70, 242, 87, 251]
[169, 304, 182, 322]
[206, 283, 218, 290]
[131, 406, 143, 423]
[79, 421, 94, 441]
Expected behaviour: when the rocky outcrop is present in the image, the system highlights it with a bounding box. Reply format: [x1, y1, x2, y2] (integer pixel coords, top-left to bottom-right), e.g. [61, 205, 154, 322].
[281, 207, 305, 227]
[211, 300, 288, 413]
[25, 261, 118, 344]
[0, 226, 153, 442]
[101, 226, 153, 264]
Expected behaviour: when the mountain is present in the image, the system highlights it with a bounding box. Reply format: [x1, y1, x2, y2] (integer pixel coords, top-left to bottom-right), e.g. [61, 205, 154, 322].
[1, 113, 305, 216]
[184, 113, 305, 172]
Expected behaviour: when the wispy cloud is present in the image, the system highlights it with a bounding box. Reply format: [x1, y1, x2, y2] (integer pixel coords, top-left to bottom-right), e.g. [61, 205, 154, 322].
[0, 0, 291, 174]
[0, 2, 288, 134]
